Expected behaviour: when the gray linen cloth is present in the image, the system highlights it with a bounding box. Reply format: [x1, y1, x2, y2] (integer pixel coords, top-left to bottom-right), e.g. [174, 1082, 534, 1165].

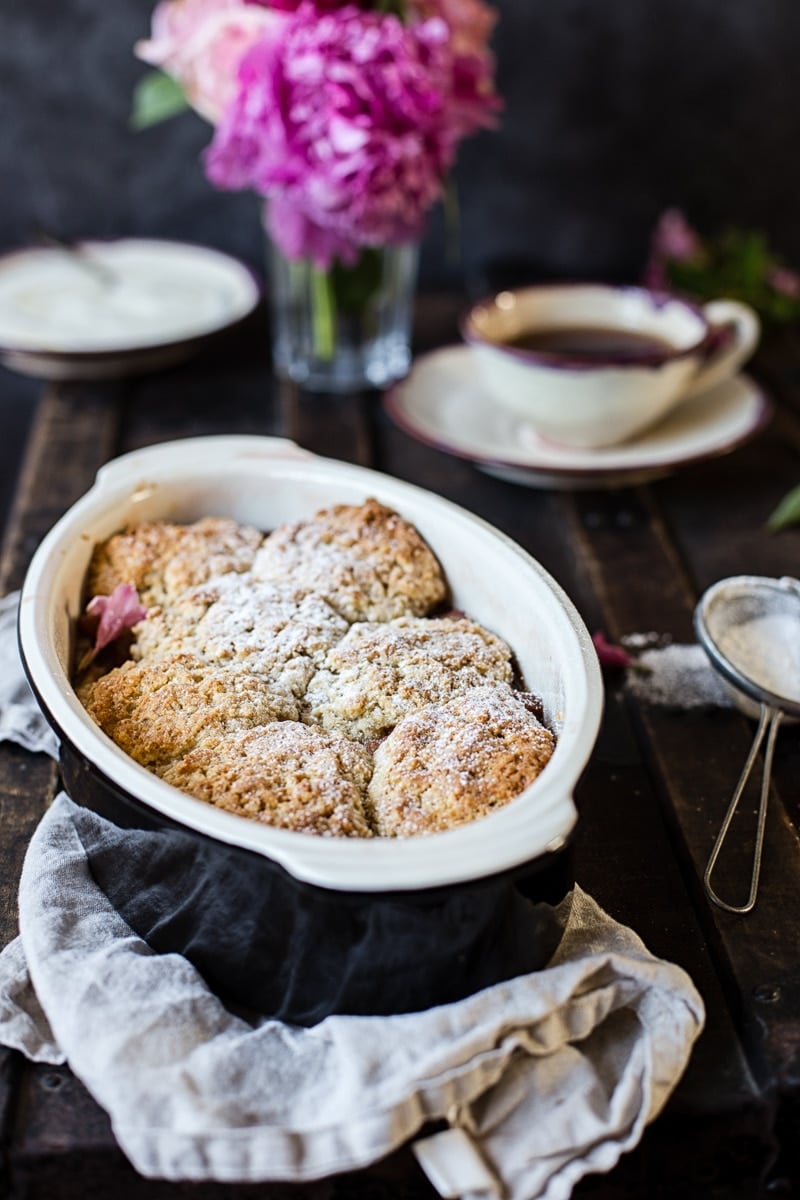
[0, 590, 59, 757]
[0, 591, 705, 1199]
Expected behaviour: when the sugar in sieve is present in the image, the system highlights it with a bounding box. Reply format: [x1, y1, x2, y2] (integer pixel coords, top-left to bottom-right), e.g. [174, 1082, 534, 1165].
[694, 575, 800, 914]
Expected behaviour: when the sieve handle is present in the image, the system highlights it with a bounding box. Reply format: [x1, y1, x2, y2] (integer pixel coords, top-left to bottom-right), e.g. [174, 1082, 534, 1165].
[703, 703, 783, 914]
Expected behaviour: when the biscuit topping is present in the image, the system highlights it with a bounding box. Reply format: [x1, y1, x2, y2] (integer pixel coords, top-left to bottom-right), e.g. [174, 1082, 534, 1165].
[76, 505, 554, 836]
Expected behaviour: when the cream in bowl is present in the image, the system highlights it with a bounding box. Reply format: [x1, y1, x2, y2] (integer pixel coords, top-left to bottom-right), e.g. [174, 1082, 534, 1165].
[462, 283, 760, 449]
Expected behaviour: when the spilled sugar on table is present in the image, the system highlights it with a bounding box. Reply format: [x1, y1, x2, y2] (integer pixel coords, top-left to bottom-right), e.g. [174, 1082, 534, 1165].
[0, 295, 798, 1199]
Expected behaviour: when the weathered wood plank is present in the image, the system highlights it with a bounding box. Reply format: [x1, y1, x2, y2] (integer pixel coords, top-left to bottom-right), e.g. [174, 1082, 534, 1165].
[655, 430, 800, 595]
[0, 372, 37, 542]
[0, 747, 58, 947]
[565, 480, 800, 1095]
[0, 381, 123, 1188]
[0, 384, 122, 595]
[278, 381, 374, 467]
[0, 1048, 22, 1197]
[0, 381, 117, 940]
[117, 329, 281, 453]
[752, 333, 800, 425]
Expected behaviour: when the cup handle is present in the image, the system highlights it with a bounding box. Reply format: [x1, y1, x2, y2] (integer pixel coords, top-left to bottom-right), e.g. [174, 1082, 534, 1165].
[682, 299, 760, 399]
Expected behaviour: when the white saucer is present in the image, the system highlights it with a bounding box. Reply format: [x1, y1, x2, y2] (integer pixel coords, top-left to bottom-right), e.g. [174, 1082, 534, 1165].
[385, 345, 772, 490]
[0, 239, 261, 381]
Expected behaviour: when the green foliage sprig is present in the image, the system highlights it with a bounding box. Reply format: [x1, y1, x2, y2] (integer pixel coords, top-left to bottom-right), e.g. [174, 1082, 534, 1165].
[646, 210, 800, 326]
[647, 210, 800, 531]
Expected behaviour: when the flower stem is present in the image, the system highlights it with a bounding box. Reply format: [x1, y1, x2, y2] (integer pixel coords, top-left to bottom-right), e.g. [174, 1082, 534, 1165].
[311, 265, 336, 361]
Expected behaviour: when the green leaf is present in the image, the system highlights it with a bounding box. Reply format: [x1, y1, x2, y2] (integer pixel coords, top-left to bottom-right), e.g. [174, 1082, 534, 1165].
[131, 71, 190, 131]
[767, 484, 800, 532]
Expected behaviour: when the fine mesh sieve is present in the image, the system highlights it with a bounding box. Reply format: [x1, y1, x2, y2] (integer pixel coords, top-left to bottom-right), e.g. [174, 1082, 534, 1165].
[694, 575, 800, 914]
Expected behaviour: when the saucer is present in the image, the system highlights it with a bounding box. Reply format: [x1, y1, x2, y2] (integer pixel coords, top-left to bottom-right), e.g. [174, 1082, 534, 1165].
[0, 239, 261, 381]
[384, 346, 772, 490]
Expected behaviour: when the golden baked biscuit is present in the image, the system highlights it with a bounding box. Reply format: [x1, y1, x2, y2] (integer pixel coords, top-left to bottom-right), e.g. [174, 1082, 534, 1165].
[133, 574, 347, 701]
[79, 653, 297, 766]
[87, 517, 263, 608]
[160, 722, 374, 838]
[304, 615, 514, 740]
[252, 499, 447, 623]
[367, 685, 555, 836]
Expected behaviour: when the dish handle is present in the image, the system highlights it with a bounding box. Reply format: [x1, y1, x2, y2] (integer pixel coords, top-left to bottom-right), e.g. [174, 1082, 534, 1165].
[92, 435, 317, 495]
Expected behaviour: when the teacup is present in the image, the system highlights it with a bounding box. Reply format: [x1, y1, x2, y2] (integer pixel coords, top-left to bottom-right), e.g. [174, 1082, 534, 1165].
[461, 283, 760, 449]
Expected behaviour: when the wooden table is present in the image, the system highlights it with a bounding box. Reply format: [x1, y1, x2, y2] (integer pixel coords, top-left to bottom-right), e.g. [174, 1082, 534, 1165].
[0, 296, 798, 1198]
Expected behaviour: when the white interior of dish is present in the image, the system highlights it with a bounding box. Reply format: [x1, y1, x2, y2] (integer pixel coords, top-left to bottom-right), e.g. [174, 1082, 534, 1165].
[19, 437, 602, 891]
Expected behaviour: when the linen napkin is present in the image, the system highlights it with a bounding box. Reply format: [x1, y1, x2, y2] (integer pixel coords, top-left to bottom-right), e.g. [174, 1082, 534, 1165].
[0, 590, 59, 757]
[0, 591, 705, 1200]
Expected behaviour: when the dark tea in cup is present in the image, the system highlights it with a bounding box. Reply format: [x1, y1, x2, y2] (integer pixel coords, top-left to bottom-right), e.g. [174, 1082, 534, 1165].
[462, 284, 760, 448]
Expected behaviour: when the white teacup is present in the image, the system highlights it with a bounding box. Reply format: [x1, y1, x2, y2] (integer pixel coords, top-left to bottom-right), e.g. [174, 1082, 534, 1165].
[461, 283, 760, 449]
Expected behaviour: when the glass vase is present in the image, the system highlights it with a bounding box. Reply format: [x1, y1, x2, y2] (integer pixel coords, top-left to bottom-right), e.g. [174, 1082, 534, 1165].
[267, 241, 418, 393]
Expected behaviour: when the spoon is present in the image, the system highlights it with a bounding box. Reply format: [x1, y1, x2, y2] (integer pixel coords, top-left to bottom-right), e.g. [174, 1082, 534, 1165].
[33, 230, 117, 289]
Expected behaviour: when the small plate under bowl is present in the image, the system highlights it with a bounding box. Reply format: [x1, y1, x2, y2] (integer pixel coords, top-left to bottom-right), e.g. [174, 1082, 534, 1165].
[385, 345, 772, 490]
[0, 239, 261, 380]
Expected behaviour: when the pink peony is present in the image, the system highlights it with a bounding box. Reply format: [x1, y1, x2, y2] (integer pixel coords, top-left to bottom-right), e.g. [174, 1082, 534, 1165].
[767, 265, 800, 298]
[136, 0, 283, 122]
[206, 1, 497, 264]
[248, 0, 355, 8]
[410, 0, 496, 61]
[652, 208, 702, 261]
[644, 208, 702, 290]
[409, 0, 499, 136]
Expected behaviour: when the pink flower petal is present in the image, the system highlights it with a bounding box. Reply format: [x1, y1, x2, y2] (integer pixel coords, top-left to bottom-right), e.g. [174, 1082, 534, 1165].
[767, 265, 800, 299]
[86, 584, 148, 656]
[592, 632, 633, 670]
[136, 0, 282, 123]
[651, 208, 702, 263]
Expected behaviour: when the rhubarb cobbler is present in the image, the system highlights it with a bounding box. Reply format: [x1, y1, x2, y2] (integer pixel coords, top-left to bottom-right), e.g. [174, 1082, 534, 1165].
[75, 500, 555, 837]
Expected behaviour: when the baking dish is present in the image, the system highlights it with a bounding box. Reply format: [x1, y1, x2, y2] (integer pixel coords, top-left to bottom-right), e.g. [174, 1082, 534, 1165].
[19, 436, 603, 1023]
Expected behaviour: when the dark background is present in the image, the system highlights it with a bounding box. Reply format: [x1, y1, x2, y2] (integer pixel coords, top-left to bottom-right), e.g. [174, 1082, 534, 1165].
[1, 0, 800, 522]
[4, 0, 800, 286]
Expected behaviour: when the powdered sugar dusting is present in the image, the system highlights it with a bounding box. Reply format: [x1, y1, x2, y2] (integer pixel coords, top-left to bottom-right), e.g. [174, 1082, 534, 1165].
[368, 685, 555, 836]
[626, 642, 734, 709]
[305, 615, 513, 740]
[716, 613, 800, 703]
[252, 499, 447, 623]
[160, 722, 374, 838]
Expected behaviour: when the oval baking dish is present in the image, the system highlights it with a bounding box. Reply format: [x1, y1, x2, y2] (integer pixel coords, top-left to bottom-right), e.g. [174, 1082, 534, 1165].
[19, 436, 603, 1023]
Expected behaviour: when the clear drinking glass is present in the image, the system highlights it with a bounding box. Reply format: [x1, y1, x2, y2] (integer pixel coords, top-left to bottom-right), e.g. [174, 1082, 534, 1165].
[267, 241, 418, 393]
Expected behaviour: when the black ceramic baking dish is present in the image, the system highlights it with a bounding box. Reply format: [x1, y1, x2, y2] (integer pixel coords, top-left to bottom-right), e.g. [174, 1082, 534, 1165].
[19, 436, 603, 1024]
